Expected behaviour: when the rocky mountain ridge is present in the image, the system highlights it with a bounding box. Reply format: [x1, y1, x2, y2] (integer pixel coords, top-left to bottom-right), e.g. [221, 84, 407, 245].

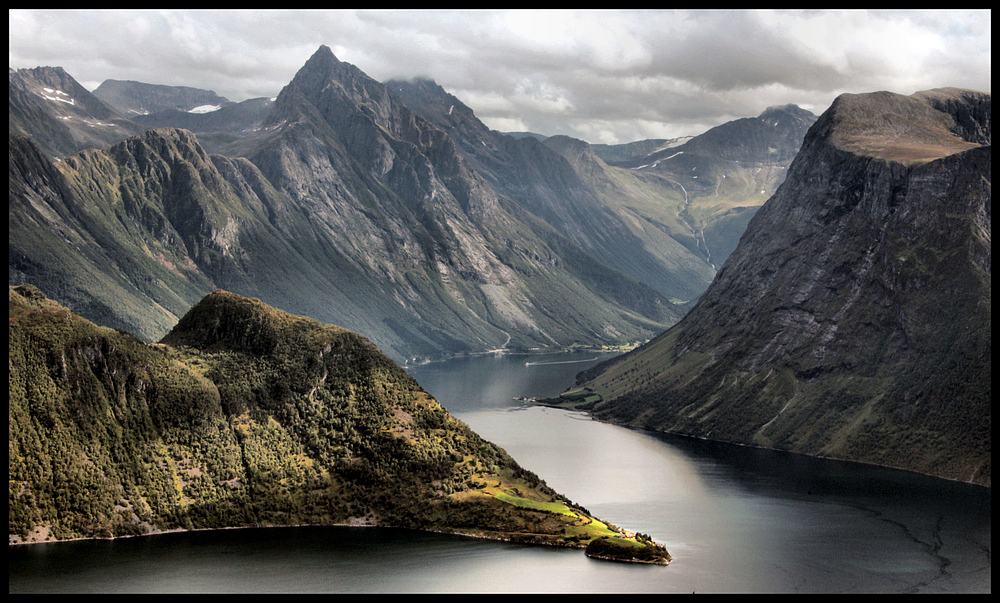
[9, 66, 143, 159]
[92, 79, 235, 116]
[10, 46, 680, 363]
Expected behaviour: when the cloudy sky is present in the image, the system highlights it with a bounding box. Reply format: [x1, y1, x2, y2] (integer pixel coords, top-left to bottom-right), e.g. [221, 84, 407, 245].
[9, 9, 992, 144]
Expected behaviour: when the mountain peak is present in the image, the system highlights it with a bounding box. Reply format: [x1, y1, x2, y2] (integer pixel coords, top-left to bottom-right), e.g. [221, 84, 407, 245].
[279, 44, 376, 107]
[759, 103, 813, 121]
[819, 89, 986, 164]
[162, 289, 348, 356]
[309, 44, 339, 63]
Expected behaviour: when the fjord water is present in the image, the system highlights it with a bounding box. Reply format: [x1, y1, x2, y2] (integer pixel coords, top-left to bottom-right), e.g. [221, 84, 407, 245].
[10, 353, 990, 593]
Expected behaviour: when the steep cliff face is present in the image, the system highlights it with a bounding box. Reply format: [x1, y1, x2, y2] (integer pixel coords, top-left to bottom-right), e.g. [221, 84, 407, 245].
[576, 89, 991, 486]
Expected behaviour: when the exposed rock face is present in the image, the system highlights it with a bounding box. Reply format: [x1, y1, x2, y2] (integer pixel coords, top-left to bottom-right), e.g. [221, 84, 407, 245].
[577, 89, 991, 486]
[228, 46, 681, 357]
[390, 78, 658, 294]
[391, 78, 816, 303]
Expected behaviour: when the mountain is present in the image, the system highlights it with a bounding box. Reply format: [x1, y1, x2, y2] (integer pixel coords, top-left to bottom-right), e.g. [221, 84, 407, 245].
[225, 47, 680, 354]
[388, 77, 691, 300]
[91, 79, 277, 146]
[601, 104, 819, 272]
[92, 79, 234, 116]
[128, 97, 276, 145]
[590, 138, 681, 164]
[390, 78, 816, 301]
[569, 88, 991, 486]
[9, 66, 142, 159]
[9, 126, 347, 344]
[616, 104, 819, 169]
[10, 47, 679, 363]
[8, 285, 669, 563]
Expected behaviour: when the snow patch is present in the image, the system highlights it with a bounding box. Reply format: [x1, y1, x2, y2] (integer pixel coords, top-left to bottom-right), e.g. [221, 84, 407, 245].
[633, 151, 684, 170]
[40, 87, 75, 105]
[652, 136, 693, 153]
[188, 104, 221, 114]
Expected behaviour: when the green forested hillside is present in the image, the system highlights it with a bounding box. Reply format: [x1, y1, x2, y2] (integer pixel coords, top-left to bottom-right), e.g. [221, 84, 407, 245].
[8, 285, 668, 563]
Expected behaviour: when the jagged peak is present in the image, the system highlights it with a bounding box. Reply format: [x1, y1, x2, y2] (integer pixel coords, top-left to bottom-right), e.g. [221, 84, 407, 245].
[10, 65, 92, 99]
[306, 44, 340, 67]
[104, 127, 210, 162]
[278, 44, 380, 108]
[10, 64, 72, 80]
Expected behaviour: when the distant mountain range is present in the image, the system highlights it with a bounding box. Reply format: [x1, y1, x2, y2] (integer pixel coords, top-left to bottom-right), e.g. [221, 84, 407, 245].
[571, 88, 991, 486]
[10, 46, 813, 363]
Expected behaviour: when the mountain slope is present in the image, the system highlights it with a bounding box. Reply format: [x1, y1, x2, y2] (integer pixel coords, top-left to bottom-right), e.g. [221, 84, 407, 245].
[390, 77, 694, 301]
[9, 285, 669, 563]
[92, 79, 234, 116]
[572, 89, 991, 486]
[9, 127, 348, 344]
[390, 78, 815, 301]
[217, 46, 680, 355]
[9, 66, 142, 159]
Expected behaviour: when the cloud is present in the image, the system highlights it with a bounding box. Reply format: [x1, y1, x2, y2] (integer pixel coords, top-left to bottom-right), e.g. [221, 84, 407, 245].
[9, 9, 991, 144]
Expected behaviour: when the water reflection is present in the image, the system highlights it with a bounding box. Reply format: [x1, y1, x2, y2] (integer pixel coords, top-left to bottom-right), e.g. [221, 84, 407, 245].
[409, 352, 991, 594]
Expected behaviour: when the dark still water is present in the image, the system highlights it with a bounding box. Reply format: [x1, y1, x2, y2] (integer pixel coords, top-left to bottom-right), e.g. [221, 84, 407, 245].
[10, 352, 990, 593]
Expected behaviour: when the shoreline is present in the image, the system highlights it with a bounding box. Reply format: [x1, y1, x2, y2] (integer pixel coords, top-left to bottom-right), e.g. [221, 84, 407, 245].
[9, 521, 670, 565]
[401, 345, 630, 370]
[528, 400, 991, 490]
